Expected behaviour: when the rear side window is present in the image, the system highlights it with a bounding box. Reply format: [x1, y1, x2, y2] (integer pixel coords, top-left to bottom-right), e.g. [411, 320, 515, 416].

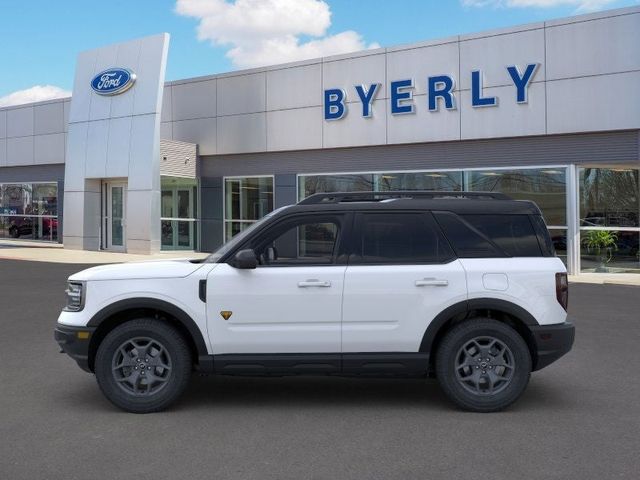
[353, 212, 455, 264]
[433, 212, 503, 258]
[461, 214, 542, 257]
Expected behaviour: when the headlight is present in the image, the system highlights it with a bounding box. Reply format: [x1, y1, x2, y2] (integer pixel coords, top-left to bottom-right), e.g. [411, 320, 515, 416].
[64, 281, 85, 312]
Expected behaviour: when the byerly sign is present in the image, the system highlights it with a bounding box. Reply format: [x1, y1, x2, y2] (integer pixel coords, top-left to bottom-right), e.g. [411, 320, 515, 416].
[91, 68, 137, 96]
[324, 63, 539, 120]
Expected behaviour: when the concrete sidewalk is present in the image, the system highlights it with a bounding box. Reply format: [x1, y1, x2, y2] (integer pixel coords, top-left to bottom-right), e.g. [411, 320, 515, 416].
[0, 240, 208, 264]
[568, 273, 640, 286]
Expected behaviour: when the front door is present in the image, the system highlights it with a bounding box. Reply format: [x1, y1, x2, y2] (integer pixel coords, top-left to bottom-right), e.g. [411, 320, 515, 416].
[206, 213, 349, 355]
[105, 182, 126, 252]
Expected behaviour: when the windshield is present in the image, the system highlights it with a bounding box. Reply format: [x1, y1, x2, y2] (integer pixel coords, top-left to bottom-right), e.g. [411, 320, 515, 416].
[205, 205, 292, 263]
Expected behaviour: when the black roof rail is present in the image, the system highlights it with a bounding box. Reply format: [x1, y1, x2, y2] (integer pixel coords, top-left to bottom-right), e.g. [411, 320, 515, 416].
[298, 190, 511, 205]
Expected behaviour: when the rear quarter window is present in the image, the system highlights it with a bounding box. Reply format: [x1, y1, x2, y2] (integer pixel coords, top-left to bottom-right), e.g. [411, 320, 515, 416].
[461, 214, 542, 257]
[434, 212, 543, 257]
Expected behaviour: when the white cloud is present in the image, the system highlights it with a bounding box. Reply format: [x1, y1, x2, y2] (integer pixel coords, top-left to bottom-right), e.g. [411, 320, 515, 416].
[175, 0, 379, 68]
[0, 85, 71, 108]
[462, 0, 617, 12]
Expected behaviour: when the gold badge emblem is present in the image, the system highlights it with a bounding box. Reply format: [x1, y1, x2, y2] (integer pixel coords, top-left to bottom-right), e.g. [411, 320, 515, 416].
[220, 311, 233, 320]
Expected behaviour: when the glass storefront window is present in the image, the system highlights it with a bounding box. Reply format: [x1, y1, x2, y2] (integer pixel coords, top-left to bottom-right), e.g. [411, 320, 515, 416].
[160, 177, 198, 250]
[224, 176, 274, 241]
[579, 167, 639, 228]
[466, 168, 567, 227]
[580, 230, 639, 274]
[0, 182, 58, 242]
[375, 172, 463, 191]
[298, 172, 462, 200]
[298, 174, 373, 200]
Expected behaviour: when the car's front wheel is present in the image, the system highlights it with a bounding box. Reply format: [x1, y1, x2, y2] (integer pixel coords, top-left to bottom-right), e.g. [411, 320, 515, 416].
[435, 318, 531, 412]
[95, 319, 192, 413]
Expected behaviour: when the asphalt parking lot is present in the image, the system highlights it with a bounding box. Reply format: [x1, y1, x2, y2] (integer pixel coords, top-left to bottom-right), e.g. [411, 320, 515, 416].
[1, 259, 639, 480]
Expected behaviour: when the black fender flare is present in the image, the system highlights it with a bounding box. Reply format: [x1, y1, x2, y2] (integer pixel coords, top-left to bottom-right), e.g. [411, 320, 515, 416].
[87, 298, 209, 357]
[419, 298, 539, 353]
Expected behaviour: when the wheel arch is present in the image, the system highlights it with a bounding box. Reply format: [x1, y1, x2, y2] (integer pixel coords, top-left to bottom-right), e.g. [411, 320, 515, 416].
[86, 298, 209, 372]
[420, 298, 539, 371]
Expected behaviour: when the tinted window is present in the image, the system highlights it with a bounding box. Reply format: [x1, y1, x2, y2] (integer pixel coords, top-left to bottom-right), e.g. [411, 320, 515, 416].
[434, 212, 503, 258]
[354, 213, 454, 264]
[462, 214, 541, 257]
[530, 215, 556, 257]
[252, 215, 342, 266]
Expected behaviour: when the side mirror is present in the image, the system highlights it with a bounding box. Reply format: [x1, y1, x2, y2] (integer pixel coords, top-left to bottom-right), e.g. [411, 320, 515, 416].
[232, 249, 258, 269]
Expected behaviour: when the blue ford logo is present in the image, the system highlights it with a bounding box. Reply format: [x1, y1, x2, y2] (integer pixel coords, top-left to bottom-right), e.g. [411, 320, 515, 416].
[91, 68, 136, 95]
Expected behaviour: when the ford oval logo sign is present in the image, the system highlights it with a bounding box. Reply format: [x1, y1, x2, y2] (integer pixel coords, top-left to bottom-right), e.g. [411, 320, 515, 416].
[91, 68, 136, 96]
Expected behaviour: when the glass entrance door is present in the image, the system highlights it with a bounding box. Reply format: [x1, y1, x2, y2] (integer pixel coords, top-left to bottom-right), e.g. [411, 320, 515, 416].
[161, 185, 195, 250]
[106, 182, 126, 252]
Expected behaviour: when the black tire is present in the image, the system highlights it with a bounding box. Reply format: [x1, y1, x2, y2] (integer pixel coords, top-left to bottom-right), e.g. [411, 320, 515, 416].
[95, 319, 192, 413]
[435, 318, 531, 412]
[9, 226, 19, 238]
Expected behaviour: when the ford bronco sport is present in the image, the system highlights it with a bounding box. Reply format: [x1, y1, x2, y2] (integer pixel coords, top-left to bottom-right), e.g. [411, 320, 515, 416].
[55, 191, 574, 413]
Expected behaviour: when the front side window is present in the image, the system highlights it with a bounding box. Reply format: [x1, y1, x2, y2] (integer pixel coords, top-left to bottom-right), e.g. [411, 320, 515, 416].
[251, 215, 343, 266]
[353, 213, 454, 264]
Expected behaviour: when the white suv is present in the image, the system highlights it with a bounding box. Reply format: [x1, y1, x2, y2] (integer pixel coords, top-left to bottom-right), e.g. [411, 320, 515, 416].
[55, 191, 574, 413]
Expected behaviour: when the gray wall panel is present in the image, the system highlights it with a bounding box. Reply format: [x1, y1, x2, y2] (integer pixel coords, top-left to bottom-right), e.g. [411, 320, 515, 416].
[200, 176, 224, 252]
[275, 174, 297, 208]
[0, 163, 65, 183]
[200, 131, 640, 178]
[57, 180, 64, 243]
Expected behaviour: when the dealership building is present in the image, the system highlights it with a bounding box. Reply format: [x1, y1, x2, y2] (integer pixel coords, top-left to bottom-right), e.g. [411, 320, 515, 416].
[0, 6, 638, 274]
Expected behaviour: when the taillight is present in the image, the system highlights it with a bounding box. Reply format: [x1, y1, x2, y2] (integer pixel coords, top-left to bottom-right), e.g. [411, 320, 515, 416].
[555, 272, 568, 311]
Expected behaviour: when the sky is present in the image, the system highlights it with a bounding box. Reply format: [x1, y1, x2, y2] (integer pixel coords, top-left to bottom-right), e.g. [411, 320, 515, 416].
[0, 0, 637, 106]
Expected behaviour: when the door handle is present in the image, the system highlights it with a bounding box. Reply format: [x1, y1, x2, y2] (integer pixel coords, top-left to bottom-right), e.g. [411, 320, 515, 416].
[298, 280, 331, 288]
[415, 278, 449, 287]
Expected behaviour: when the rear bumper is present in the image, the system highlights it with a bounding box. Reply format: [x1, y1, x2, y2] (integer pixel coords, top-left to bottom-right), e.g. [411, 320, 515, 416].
[54, 324, 96, 373]
[530, 321, 575, 371]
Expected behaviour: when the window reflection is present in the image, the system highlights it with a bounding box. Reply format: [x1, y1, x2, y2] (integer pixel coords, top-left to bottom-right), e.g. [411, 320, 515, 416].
[579, 168, 639, 228]
[580, 230, 639, 273]
[375, 172, 462, 191]
[299, 174, 373, 199]
[466, 169, 567, 226]
[0, 182, 58, 241]
[224, 176, 274, 240]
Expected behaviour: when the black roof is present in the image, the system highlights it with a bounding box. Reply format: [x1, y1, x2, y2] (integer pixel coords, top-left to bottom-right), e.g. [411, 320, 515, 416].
[286, 191, 541, 215]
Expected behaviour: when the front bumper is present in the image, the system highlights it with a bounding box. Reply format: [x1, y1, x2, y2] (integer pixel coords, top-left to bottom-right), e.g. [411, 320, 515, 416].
[530, 321, 575, 371]
[54, 324, 96, 373]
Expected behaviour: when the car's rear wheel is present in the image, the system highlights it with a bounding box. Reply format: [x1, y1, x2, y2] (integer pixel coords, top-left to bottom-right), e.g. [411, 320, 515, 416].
[95, 319, 192, 413]
[435, 318, 531, 412]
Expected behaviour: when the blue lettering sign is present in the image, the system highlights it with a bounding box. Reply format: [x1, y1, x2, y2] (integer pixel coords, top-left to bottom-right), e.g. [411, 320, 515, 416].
[354, 83, 381, 118]
[506, 63, 539, 103]
[324, 89, 347, 120]
[428, 75, 455, 111]
[471, 71, 497, 108]
[390, 79, 415, 115]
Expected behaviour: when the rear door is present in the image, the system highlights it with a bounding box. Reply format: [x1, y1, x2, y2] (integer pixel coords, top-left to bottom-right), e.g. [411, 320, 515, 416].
[341, 211, 467, 354]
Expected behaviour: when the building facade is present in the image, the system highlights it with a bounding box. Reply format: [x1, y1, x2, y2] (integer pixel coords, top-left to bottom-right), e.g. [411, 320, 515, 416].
[0, 6, 639, 274]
